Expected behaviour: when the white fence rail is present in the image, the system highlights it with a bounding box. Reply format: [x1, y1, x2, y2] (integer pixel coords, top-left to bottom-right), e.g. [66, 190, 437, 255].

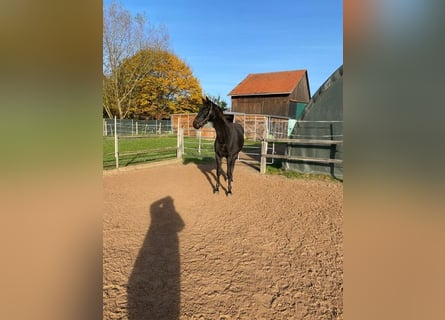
[103, 118, 173, 136]
[104, 117, 177, 169]
[104, 117, 342, 173]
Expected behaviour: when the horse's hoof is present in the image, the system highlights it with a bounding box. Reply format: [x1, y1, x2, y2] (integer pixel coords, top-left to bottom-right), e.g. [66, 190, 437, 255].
[226, 191, 232, 196]
[213, 189, 219, 194]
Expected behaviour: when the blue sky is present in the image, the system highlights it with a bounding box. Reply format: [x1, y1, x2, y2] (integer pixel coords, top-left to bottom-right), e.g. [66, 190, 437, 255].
[105, 0, 343, 106]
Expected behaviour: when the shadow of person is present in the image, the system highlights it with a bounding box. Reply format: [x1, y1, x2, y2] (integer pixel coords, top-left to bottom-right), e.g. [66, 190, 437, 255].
[127, 196, 185, 320]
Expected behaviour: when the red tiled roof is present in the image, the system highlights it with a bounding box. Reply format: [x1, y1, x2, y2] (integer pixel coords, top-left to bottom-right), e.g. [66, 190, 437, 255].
[228, 70, 307, 96]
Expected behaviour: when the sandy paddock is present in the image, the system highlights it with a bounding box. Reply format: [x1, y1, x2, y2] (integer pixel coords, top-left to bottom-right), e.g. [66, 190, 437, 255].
[103, 160, 343, 319]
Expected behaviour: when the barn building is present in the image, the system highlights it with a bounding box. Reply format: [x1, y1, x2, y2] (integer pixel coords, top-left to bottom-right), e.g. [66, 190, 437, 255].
[228, 70, 311, 119]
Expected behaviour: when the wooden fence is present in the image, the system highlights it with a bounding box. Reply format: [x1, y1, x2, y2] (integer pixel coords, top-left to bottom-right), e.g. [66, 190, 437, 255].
[171, 112, 289, 140]
[105, 116, 343, 174]
[260, 137, 343, 174]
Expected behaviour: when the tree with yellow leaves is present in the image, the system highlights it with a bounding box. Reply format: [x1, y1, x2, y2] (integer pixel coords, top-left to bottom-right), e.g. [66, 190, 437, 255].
[103, 1, 169, 119]
[120, 49, 203, 119]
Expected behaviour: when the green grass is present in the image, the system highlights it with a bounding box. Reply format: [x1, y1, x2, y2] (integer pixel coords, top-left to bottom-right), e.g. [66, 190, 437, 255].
[103, 136, 340, 182]
[104, 135, 177, 153]
[103, 135, 177, 169]
[265, 160, 341, 182]
[244, 140, 262, 147]
[103, 135, 263, 169]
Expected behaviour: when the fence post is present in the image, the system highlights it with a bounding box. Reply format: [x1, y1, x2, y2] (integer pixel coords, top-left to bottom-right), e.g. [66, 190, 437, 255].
[198, 130, 202, 154]
[114, 116, 119, 169]
[136, 121, 138, 135]
[177, 117, 180, 135]
[177, 128, 184, 159]
[260, 138, 268, 174]
[254, 116, 257, 141]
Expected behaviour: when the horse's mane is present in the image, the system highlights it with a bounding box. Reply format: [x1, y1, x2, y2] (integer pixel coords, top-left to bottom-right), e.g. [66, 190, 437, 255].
[206, 98, 227, 121]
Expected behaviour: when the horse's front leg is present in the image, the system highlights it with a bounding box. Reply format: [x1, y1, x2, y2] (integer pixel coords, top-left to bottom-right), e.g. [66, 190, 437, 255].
[226, 155, 236, 195]
[214, 154, 222, 194]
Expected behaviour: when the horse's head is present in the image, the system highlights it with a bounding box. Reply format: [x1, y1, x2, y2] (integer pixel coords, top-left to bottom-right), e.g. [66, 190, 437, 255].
[193, 96, 217, 129]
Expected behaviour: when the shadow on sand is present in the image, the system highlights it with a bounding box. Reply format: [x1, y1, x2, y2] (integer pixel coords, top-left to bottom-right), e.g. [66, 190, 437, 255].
[127, 196, 185, 320]
[183, 158, 229, 194]
[183, 157, 260, 194]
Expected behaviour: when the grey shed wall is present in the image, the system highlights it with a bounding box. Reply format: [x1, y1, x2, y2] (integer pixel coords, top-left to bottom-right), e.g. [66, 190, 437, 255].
[285, 65, 343, 179]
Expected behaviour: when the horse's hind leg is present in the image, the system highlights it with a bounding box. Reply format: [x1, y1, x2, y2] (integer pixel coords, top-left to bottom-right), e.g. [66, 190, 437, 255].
[227, 155, 236, 195]
[214, 154, 222, 194]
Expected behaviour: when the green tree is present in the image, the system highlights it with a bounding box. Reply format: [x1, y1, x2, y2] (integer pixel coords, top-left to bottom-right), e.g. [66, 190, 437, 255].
[207, 95, 229, 111]
[120, 49, 203, 120]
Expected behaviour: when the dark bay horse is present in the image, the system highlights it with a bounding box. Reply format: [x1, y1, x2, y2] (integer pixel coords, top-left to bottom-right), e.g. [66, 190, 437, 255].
[193, 96, 244, 195]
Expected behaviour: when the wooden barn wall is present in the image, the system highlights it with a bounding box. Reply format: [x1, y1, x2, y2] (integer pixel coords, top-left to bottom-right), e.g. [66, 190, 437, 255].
[289, 76, 310, 102]
[231, 76, 310, 118]
[231, 95, 289, 117]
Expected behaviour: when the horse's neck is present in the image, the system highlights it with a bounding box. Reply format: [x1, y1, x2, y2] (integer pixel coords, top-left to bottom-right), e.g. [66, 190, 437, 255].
[212, 109, 230, 143]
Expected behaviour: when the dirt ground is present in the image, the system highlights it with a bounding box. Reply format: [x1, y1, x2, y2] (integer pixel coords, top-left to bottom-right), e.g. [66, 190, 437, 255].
[103, 160, 343, 320]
